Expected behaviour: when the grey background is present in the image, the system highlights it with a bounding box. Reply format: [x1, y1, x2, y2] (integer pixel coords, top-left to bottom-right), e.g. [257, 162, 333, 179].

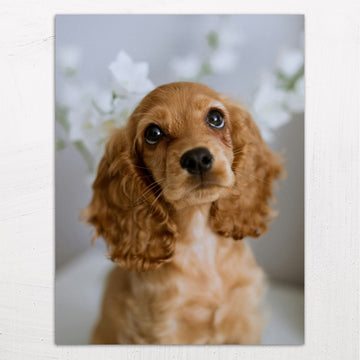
[55, 15, 304, 284]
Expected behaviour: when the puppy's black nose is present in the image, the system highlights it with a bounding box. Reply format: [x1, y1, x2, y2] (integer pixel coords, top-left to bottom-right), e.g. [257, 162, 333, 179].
[180, 147, 214, 175]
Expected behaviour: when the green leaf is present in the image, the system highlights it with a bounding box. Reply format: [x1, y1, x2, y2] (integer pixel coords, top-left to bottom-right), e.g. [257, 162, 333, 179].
[200, 61, 212, 76]
[55, 137, 66, 151]
[73, 140, 95, 173]
[55, 106, 70, 133]
[277, 64, 304, 91]
[63, 67, 77, 78]
[207, 31, 219, 50]
[193, 61, 212, 82]
[91, 99, 108, 115]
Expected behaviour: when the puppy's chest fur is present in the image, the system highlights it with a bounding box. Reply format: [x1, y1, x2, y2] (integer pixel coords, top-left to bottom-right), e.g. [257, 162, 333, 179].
[104, 209, 264, 345]
[157, 209, 264, 344]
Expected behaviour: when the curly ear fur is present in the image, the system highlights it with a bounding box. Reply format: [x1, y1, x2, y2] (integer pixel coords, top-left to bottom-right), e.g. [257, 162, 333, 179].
[210, 100, 283, 240]
[84, 127, 177, 272]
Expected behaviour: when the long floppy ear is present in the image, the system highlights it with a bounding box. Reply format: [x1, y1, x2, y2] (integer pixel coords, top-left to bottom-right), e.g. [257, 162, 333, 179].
[83, 127, 177, 271]
[210, 100, 283, 240]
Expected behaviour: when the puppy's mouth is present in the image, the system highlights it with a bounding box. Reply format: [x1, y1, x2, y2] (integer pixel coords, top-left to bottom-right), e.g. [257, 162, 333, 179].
[196, 182, 215, 190]
[181, 176, 230, 200]
[192, 179, 225, 191]
[188, 169, 233, 189]
[162, 176, 226, 204]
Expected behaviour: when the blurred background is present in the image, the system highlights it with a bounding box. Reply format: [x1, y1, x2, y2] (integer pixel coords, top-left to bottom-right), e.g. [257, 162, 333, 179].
[55, 15, 304, 344]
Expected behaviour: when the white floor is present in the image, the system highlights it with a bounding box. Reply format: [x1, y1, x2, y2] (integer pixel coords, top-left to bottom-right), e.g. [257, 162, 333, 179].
[55, 248, 304, 345]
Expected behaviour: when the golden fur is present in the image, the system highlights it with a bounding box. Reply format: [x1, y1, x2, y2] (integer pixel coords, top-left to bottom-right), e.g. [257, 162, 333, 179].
[84, 82, 282, 344]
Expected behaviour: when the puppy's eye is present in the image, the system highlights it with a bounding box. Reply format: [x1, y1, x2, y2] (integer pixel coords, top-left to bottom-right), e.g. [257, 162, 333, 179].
[206, 109, 225, 129]
[144, 124, 164, 145]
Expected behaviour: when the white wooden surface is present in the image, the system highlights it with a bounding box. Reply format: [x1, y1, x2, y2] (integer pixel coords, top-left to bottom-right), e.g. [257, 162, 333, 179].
[0, 1, 359, 359]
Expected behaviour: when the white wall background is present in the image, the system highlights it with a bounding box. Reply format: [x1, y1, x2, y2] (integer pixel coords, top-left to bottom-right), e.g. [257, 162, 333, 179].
[0, 0, 359, 359]
[55, 15, 305, 284]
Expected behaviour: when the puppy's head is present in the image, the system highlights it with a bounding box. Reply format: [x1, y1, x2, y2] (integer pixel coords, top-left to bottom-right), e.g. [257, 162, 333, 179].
[85, 82, 282, 271]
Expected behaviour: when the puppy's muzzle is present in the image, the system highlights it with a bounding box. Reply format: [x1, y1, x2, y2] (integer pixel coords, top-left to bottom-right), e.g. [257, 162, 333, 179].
[180, 147, 214, 175]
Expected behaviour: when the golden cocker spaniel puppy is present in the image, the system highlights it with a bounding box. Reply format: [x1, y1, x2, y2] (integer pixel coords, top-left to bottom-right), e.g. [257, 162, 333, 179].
[85, 82, 282, 344]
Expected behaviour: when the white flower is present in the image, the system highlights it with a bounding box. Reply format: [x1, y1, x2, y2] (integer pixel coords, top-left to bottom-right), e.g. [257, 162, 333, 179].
[277, 49, 303, 78]
[252, 75, 291, 141]
[93, 89, 113, 114]
[209, 48, 238, 74]
[202, 16, 245, 49]
[170, 54, 202, 80]
[217, 22, 245, 49]
[67, 102, 107, 174]
[57, 46, 82, 75]
[256, 105, 291, 132]
[257, 125, 276, 143]
[111, 95, 142, 126]
[68, 105, 99, 147]
[253, 76, 290, 128]
[65, 86, 109, 144]
[109, 50, 154, 95]
[57, 82, 99, 109]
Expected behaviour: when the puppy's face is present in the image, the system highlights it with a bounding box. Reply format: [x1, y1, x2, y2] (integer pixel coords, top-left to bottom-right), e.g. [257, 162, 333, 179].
[133, 83, 235, 208]
[87, 82, 282, 270]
